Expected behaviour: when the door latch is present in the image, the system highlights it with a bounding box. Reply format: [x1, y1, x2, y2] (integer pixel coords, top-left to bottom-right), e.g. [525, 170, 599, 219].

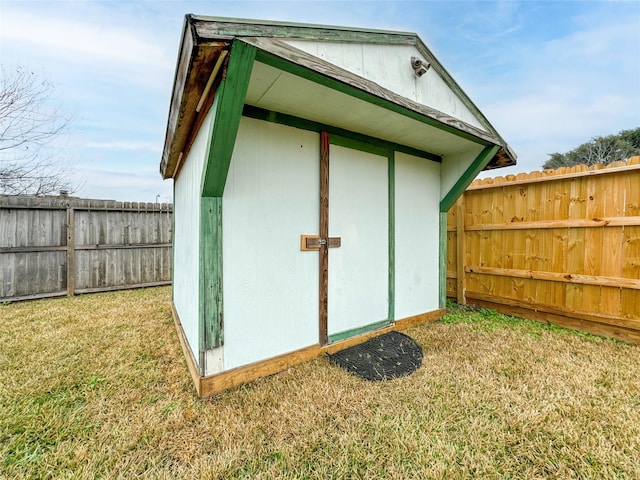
[300, 235, 341, 251]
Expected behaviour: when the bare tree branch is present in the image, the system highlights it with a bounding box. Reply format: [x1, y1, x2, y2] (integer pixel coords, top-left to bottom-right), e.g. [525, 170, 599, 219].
[0, 65, 79, 195]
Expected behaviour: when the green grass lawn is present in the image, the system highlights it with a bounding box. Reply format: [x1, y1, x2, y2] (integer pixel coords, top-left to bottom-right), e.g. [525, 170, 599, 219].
[1, 287, 638, 479]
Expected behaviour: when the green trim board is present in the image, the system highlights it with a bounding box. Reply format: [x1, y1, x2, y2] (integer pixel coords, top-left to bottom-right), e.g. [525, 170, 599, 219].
[200, 197, 224, 356]
[439, 145, 500, 213]
[328, 319, 391, 344]
[330, 135, 392, 159]
[201, 40, 256, 197]
[439, 212, 448, 308]
[388, 152, 395, 323]
[243, 105, 441, 162]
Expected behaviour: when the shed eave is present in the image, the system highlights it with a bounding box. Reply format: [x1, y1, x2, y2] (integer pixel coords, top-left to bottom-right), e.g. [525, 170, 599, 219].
[187, 15, 511, 147]
[189, 14, 418, 43]
[160, 17, 517, 180]
[160, 18, 229, 180]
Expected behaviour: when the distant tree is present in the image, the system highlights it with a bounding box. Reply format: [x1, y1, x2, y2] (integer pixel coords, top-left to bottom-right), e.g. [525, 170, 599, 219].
[620, 127, 640, 150]
[0, 66, 77, 195]
[542, 128, 640, 170]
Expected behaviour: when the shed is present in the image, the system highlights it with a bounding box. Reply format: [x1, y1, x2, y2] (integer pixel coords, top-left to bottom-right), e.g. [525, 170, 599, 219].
[160, 15, 516, 396]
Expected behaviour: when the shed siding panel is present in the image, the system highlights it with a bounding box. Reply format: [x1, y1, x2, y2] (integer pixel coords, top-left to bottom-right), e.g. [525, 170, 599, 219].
[173, 111, 213, 362]
[283, 40, 484, 129]
[328, 145, 389, 334]
[395, 152, 441, 319]
[440, 145, 485, 203]
[223, 117, 319, 370]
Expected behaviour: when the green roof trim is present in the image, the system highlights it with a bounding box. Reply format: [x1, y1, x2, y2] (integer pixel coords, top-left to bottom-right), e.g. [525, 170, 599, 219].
[201, 40, 256, 197]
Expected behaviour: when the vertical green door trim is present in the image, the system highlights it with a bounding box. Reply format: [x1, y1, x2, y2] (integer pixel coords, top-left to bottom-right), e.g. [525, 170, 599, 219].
[201, 40, 256, 197]
[200, 197, 224, 356]
[439, 145, 499, 213]
[388, 152, 395, 323]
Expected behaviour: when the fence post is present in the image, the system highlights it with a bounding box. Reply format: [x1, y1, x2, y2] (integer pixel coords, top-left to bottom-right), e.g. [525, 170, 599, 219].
[456, 195, 466, 305]
[66, 207, 75, 296]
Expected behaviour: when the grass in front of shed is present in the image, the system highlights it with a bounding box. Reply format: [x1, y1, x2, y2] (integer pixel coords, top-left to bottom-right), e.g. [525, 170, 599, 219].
[1, 288, 639, 479]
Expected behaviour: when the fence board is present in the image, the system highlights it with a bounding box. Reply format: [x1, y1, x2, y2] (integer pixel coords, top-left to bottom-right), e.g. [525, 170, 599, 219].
[0, 195, 173, 301]
[448, 158, 640, 343]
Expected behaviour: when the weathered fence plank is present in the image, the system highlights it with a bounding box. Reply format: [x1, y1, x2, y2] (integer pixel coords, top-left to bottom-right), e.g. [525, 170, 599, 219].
[0, 195, 172, 302]
[448, 157, 640, 343]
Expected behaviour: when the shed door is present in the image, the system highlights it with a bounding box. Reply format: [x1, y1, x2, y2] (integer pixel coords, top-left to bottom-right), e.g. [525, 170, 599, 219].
[327, 144, 390, 342]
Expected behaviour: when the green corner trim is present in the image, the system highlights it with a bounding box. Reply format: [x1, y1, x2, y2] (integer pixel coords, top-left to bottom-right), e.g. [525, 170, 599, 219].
[328, 319, 391, 344]
[200, 197, 224, 353]
[201, 40, 256, 197]
[439, 145, 499, 213]
[242, 105, 441, 162]
[439, 212, 448, 308]
[254, 49, 493, 147]
[388, 152, 395, 323]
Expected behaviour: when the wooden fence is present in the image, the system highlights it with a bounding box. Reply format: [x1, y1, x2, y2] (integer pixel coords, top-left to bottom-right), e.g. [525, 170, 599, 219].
[447, 157, 640, 344]
[1, 195, 172, 302]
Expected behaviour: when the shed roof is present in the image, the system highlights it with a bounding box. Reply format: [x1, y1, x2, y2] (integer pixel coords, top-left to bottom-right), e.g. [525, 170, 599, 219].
[160, 15, 516, 180]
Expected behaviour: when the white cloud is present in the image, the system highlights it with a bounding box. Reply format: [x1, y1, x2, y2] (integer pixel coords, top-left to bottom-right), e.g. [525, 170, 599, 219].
[0, 4, 176, 93]
[1, 8, 171, 69]
[475, 10, 640, 177]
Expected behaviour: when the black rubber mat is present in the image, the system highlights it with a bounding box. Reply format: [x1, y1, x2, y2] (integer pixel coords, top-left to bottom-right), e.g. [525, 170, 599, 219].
[328, 331, 423, 381]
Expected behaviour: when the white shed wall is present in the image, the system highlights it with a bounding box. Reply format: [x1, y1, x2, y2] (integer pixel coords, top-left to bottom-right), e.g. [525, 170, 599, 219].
[283, 40, 484, 130]
[222, 117, 320, 370]
[394, 152, 441, 319]
[328, 145, 389, 336]
[173, 111, 213, 365]
[440, 145, 485, 202]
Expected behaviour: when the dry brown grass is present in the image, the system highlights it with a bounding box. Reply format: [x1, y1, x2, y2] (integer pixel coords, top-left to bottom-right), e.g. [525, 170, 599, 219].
[1, 288, 638, 479]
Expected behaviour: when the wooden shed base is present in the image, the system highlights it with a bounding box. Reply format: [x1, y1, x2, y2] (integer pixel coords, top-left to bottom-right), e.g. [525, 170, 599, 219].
[171, 305, 445, 398]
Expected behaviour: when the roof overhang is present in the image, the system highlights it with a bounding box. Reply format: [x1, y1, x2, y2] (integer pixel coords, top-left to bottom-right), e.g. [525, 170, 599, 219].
[160, 15, 516, 180]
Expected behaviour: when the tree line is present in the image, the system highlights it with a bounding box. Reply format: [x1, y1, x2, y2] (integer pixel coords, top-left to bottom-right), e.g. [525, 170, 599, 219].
[543, 128, 640, 170]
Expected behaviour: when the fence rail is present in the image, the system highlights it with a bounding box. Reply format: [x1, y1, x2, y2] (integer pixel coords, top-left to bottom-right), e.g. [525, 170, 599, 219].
[1, 195, 172, 302]
[447, 157, 640, 344]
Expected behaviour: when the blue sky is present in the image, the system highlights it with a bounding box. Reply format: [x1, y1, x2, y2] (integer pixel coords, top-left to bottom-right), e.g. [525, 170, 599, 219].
[1, 0, 638, 202]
